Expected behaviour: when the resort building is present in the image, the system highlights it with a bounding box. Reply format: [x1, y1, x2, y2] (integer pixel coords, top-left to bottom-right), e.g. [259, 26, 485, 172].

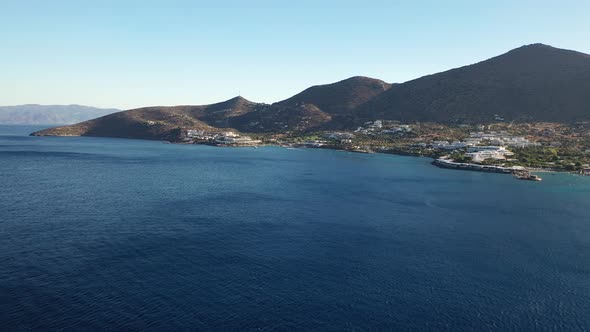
[431, 141, 469, 150]
[465, 146, 514, 162]
[324, 132, 355, 140]
[215, 135, 260, 145]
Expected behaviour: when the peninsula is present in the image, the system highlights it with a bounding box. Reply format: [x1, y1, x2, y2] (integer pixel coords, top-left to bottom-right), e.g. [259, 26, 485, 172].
[31, 44, 590, 175]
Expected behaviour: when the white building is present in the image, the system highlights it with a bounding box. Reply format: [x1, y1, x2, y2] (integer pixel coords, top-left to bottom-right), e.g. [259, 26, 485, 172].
[465, 151, 504, 162]
[467, 146, 513, 154]
[467, 131, 538, 148]
[465, 146, 514, 162]
[324, 132, 355, 140]
[431, 141, 468, 151]
[215, 135, 260, 145]
[383, 125, 412, 135]
[463, 138, 481, 145]
[370, 120, 383, 129]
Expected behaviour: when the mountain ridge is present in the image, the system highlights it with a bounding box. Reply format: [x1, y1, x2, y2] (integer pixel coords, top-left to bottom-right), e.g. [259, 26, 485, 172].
[31, 43, 590, 139]
[276, 76, 392, 114]
[354, 43, 590, 123]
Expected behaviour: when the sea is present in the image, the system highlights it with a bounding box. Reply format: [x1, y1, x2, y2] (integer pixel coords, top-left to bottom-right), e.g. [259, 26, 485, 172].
[1, 125, 589, 331]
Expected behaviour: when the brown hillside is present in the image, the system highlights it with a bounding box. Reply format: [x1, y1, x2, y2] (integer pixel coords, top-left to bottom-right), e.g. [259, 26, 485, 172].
[276, 76, 392, 115]
[32, 103, 230, 140]
[355, 44, 590, 124]
[229, 103, 331, 133]
[31, 96, 331, 138]
[32, 44, 590, 139]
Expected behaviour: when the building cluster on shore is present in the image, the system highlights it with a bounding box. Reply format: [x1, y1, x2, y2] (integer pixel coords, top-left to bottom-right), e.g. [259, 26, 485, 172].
[354, 120, 413, 135]
[297, 140, 328, 148]
[468, 131, 540, 148]
[184, 130, 261, 146]
[177, 125, 588, 176]
[322, 132, 355, 144]
[465, 146, 514, 162]
[430, 131, 538, 151]
[428, 130, 542, 163]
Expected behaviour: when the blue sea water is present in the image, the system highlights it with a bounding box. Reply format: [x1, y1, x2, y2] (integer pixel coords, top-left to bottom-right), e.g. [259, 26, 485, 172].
[1, 125, 589, 331]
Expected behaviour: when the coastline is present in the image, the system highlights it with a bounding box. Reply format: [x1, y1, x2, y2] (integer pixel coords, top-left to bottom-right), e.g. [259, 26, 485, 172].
[193, 140, 581, 177]
[26, 130, 587, 177]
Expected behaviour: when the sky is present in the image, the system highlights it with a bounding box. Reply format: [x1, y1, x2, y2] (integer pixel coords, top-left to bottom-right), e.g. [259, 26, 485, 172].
[1, 0, 589, 109]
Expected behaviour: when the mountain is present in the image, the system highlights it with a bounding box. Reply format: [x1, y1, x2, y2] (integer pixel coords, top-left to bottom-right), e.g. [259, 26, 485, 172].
[31, 77, 391, 138]
[0, 105, 119, 125]
[30, 101, 238, 140]
[354, 44, 590, 123]
[220, 77, 392, 132]
[276, 76, 392, 115]
[30, 96, 332, 139]
[31, 44, 590, 139]
[33, 97, 330, 139]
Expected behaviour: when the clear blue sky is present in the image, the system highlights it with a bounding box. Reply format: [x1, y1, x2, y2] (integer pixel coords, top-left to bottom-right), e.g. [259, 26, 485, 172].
[1, 0, 589, 109]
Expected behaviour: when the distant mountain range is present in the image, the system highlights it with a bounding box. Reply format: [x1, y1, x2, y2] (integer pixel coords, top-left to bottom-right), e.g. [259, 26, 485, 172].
[32, 43, 590, 139]
[0, 105, 119, 125]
